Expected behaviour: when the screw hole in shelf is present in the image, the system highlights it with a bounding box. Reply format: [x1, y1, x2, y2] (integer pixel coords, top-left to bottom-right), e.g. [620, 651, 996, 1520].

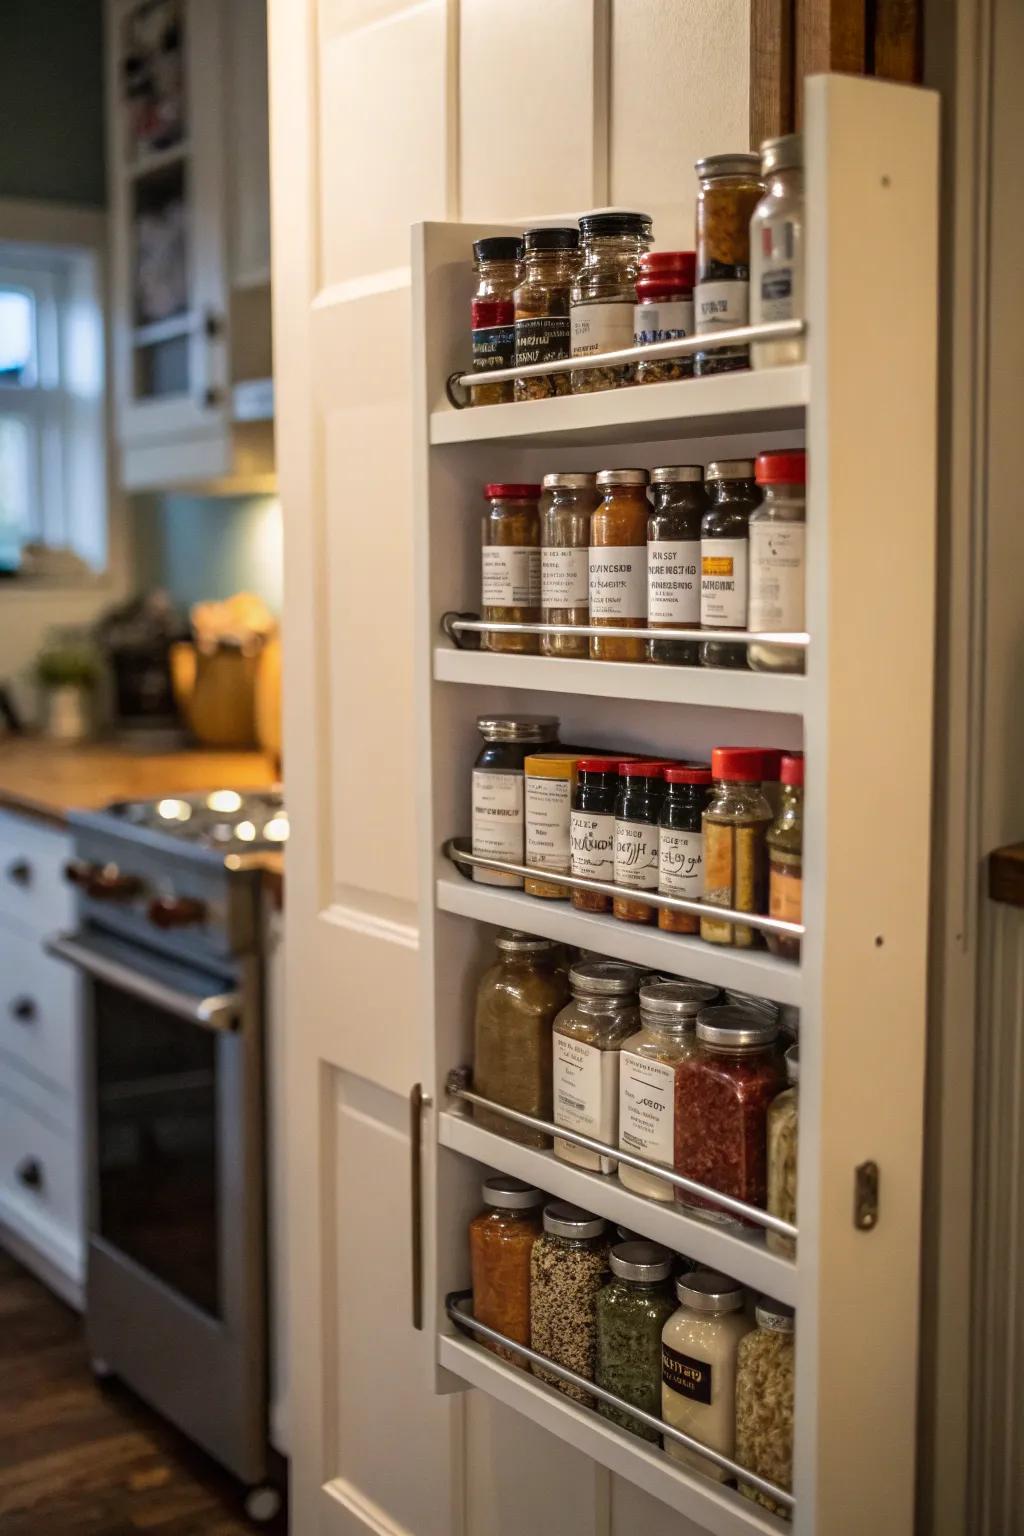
[875, 935, 884, 948]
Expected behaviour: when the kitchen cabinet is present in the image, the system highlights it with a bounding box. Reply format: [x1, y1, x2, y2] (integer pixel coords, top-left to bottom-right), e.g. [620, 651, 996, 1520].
[106, 0, 274, 493]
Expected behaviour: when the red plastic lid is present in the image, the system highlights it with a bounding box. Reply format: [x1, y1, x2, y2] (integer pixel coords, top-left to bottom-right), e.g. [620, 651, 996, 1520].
[759, 749, 783, 782]
[664, 764, 712, 786]
[636, 250, 696, 299]
[780, 752, 804, 787]
[711, 747, 768, 783]
[577, 757, 624, 774]
[483, 483, 542, 500]
[755, 451, 806, 486]
[621, 760, 668, 779]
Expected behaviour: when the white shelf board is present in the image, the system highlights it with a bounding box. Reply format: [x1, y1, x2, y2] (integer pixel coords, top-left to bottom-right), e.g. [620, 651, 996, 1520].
[439, 1112, 796, 1304]
[435, 871, 802, 1007]
[438, 1333, 788, 1536]
[431, 365, 808, 449]
[434, 645, 806, 714]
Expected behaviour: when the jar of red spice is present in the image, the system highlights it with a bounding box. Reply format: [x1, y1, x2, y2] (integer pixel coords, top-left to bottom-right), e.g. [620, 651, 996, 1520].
[674, 1005, 784, 1224]
[470, 237, 523, 405]
[469, 1176, 544, 1366]
[634, 251, 696, 383]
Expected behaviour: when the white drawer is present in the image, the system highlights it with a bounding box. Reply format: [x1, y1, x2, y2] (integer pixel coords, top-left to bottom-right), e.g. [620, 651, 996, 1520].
[0, 1089, 83, 1246]
[0, 925, 81, 1104]
[0, 811, 75, 936]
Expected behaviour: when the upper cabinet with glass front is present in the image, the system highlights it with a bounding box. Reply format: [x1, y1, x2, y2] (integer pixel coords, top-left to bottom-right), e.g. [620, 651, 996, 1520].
[107, 0, 274, 492]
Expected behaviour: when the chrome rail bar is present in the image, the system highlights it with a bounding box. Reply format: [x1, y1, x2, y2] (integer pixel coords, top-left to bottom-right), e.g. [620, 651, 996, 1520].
[441, 613, 809, 649]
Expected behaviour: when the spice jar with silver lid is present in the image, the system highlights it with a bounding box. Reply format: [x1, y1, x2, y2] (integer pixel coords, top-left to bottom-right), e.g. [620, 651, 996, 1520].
[571, 210, 653, 393]
[540, 471, 598, 658]
[472, 714, 559, 886]
[735, 1296, 796, 1516]
[469, 1176, 544, 1365]
[694, 154, 764, 375]
[662, 1269, 753, 1478]
[513, 226, 580, 400]
[595, 1241, 676, 1441]
[473, 931, 568, 1147]
[553, 961, 640, 1174]
[530, 1202, 609, 1402]
[750, 133, 804, 370]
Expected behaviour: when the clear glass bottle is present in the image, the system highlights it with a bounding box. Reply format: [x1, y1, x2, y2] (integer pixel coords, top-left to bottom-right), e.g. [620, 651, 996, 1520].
[700, 459, 758, 669]
[468, 1176, 544, 1365]
[747, 450, 807, 673]
[589, 468, 650, 662]
[513, 226, 579, 400]
[750, 133, 804, 369]
[471, 714, 559, 887]
[530, 1202, 609, 1402]
[767, 1044, 799, 1257]
[480, 483, 542, 653]
[571, 210, 653, 392]
[539, 471, 597, 658]
[735, 1297, 796, 1517]
[472, 931, 569, 1147]
[700, 746, 773, 947]
[469, 236, 523, 405]
[661, 1269, 753, 1478]
[694, 154, 763, 376]
[596, 1241, 676, 1441]
[618, 980, 719, 1201]
[553, 960, 640, 1174]
[766, 753, 803, 960]
[647, 466, 706, 664]
[634, 251, 696, 383]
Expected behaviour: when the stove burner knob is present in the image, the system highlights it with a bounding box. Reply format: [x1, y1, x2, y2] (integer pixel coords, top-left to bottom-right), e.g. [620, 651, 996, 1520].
[64, 859, 98, 887]
[88, 865, 144, 901]
[148, 895, 207, 929]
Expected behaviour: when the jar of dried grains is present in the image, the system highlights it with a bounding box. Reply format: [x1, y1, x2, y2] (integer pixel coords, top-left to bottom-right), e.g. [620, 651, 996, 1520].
[553, 960, 640, 1174]
[634, 251, 696, 384]
[472, 714, 559, 887]
[595, 1241, 676, 1440]
[570, 757, 622, 913]
[658, 765, 713, 933]
[590, 468, 650, 662]
[647, 465, 706, 665]
[700, 459, 758, 669]
[530, 1202, 609, 1402]
[700, 747, 773, 947]
[513, 226, 579, 400]
[539, 471, 597, 658]
[735, 1297, 796, 1517]
[750, 132, 804, 370]
[766, 1045, 798, 1257]
[571, 210, 653, 392]
[469, 1176, 544, 1365]
[469, 236, 523, 405]
[472, 931, 569, 1146]
[662, 1270, 753, 1478]
[481, 483, 542, 654]
[694, 154, 764, 376]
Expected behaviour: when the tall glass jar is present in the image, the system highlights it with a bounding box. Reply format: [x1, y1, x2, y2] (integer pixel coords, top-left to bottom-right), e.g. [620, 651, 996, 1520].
[469, 1176, 544, 1365]
[647, 465, 706, 665]
[469, 236, 523, 405]
[596, 1241, 676, 1440]
[481, 483, 542, 653]
[614, 761, 666, 923]
[634, 251, 696, 384]
[473, 931, 569, 1147]
[570, 757, 621, 913]
[694, 154, 763, 375]
[700, 459, 758, 669]
[766, 753, 803, 960]
[767, 1044, 799, 1257]
[662, 1270, 753, 1478]
[750, 133, 804, 370]
[590, 468, 650, 662]
[618, 980, 719, 1200]
[513, 226, 579, 400]
[747, 450, 807, 674]
[539, 471, 597, 658]
[658, 765, 713, 933]
[700, 747, 773, 948]
[472, 713, 559, 887]
[735, 1297, 796, 1517]
[553, 960, 640, 1174]
[530, 1202, 609, 1402]
[674, 1007, 784, 1223]
[571, 210, 653, 393]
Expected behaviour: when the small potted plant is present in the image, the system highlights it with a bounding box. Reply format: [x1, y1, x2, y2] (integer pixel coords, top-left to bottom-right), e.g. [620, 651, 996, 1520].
[35, 638, 101, 743]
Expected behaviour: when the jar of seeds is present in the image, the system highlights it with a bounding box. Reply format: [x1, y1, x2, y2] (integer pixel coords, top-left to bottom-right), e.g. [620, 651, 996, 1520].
[735, 1297, 796, 1518]
[530, 1202, 609, 1403]
[540, 471, 597, 658]
[766, 1045, 798, 1257]
[595, 1241, 676, 1441]
[513, 227, 580, 400]
[571, 210, 653, 393]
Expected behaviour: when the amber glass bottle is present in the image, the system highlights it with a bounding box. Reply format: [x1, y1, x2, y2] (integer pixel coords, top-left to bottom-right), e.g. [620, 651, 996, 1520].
[589, 468, 650, 662]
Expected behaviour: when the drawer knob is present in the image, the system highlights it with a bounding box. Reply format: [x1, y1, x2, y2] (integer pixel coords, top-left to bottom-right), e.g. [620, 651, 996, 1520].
[10, 996, 37, 1023]
[148, 895, 207, 929]
[64, 858, 98, 887]
[88, 864, 144, 901]
[15, 1156, 43, 1191]
[6, 858, 31, 887]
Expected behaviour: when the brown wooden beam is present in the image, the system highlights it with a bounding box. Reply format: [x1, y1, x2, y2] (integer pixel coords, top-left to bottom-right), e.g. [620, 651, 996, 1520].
[795, 0, 867, 127]
[750, 0, 796, 149]
[872, 0, 923, 83]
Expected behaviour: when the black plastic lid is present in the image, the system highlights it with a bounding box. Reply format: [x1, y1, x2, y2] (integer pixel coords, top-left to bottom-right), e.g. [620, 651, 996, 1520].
[523, 226, 580, 252]
[579, 209, 653, 240]
[473, 236, 523, 264]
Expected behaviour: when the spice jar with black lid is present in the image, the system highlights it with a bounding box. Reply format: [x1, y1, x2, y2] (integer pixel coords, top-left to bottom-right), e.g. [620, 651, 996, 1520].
[750, 132, 804, 370]
[647, 465, 706, 665]
[658, 764, 713, 933]
[570, 757, 622, 913]
[530, 1202, 609, 1401]
[540, 471, 597, 658]
[596, 1242, 676, 1441]
[700, 459, 758, 669]
[747, 450, 807, 675]
[481, 483, 542, 654]
[470, 237, 523, 405]
[473, 932, 569, 1147]
[634, 251, 696, 384]
[590, 467, 650, 663]
[701, 746, 773, 946]
[513, 226, 580, 401]
[472, 714, 559, 886]
[694, 153, 764, 375]
[614, 761, 667, 924]
[571, 210, 653, 393]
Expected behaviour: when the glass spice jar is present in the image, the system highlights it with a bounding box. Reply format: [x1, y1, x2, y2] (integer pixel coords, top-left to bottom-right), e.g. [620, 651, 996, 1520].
[481, 482, 542, 654]
[634, 251, 696, 384]
[472, 713, 559, 887]
[469, 236, 523, 405]
[614, 761, 666, 924]
[618, 980, 719, 1201]
[747, 450, 807, 674]
[570, 757, 622, 913]
[767, 1044, 799, 1257]
[513, 226, 579, 400]
[596, 1241, 676, 1441]
[590, 468, 650, 663]
[473, 931, 569, 1146]
[750, 133, 804, 370]
[524, 753, 581, 899]
[766, 753, 803, 960]
[700, 747, 773, 947]
[700, 459, 758, 669]
[571, 209, 653, 393]
[759, 747, 784, 822]
[647, 466, 706, 665]
[469, 1176, 544, 1366]
[693, 153, 764, 376]
[553, 960, 640, 1174]
[540, 471, 597, 658]
[661, 1269, 753, 1479]
[658, 765, 713, 933]
[674, 1006, 785, 1223]
[530, 1202, 609, 1403]
[735, 1297, 796, 1517]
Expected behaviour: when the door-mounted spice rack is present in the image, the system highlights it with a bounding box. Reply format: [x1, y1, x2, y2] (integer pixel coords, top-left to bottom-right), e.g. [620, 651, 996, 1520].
[441, 613, 811, 653]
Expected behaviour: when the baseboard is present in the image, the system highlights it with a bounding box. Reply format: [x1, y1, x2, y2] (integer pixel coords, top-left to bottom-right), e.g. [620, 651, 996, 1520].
[0, 1217, 84, 1310]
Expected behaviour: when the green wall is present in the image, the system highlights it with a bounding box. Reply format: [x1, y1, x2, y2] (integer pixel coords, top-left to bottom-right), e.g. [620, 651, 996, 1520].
[131, 495, 283, 615]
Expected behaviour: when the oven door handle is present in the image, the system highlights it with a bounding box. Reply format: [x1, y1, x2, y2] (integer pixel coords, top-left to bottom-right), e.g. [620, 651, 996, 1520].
[45, 933, 242, 1032]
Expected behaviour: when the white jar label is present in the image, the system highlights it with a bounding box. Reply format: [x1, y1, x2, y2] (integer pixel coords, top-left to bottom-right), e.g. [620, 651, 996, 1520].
[619, 1050, 676, 1166]
[695, 280, 749, 333]
[571, 810, 615, 881]
[482, 546, 540, 608]
[525, 775, 572, 873]
[648, 538, 700, 625]
[701, 538, 748, 629]
[634, 298, 694, 345]
[748, 521, 806, 633]
[757, 218, 801, 322]
[541, 546, 589, 609]
[590, 546, 647, 620]
[659, 827, 703, 897]
[471, 769, 523, 887]
[614, 818, 660, 890]
[570, 300, 635, 357]
[554, 1034, 620, 1173]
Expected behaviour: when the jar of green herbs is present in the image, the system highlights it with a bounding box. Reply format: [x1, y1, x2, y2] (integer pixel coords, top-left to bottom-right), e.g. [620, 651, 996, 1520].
[595, 1241, 677, 1442]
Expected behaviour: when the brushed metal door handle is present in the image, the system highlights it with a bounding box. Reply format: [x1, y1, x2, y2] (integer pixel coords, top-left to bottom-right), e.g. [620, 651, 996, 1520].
[409, 1083, 432, 1332]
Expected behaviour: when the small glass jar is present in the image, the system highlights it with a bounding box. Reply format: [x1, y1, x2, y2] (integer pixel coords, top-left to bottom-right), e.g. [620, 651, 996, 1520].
[469, 236, 523, 405]
[662, 1269, 753, 1478]
[674, 1007, 785, 1223]
[540, 471, 598, 658]
[766, 753, 803, 960]
[750, 133, 804, 370]
[647, 466, 706, 665]
[570, 757, 621, 913]
[614, 761, 666, 924]
[469, 1176, 544, 1365]
[596, 1241, 676, 1441]
[618, 980, 719, 1200]
[473, 931, 569, 1147]
[747, 450, 807, 674]
[735, 1297, 796, 1517]
[767, 1044, 799, 1257]
[513, 226, 579, 400]
[634, 251, 696, 384]
[524, 753, 581, 899]
[694, 153, 763, 376]
[472, 713, 559, 887]
[759, 747, 784, 822]
[658, 765, 713, 933]
[571, 209, 653, 393]
[700, 746, 772, 948]
[481, 483, 542, 654]
[590, 468, 650, 662]
[530, 1202, 609, 1402]
[700, 459, 758, 669]
[553, 960, 640, 1174]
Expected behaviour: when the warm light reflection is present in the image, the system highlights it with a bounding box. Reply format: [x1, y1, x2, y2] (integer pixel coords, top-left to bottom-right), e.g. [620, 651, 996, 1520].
[235, 821, 257, 843]
[207, 790, 243, 813]
[157, 798, 192, 821]
[263, 815, 288, 843]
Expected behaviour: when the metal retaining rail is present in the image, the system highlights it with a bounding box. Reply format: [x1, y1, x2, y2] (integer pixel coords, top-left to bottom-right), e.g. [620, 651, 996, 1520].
[441, 612, 810, 651]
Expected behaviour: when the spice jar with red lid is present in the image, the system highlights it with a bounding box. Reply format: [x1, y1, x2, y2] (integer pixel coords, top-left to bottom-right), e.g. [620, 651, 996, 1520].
[658, 765, 713, 933]
[673, 1004, 785, 1223]
[748, 449, 807, 675]
[701, 747, 773, 948]
[470, 237, 523, 406]
[634, 251, 696, 384]
[571, 757, 622, 913]
[481, 483, 542, 653]
[614, 761, 668, 924]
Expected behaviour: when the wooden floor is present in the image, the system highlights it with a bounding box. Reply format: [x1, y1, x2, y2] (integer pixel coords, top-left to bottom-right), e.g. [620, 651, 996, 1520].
[0, 1248, 286, 1535]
